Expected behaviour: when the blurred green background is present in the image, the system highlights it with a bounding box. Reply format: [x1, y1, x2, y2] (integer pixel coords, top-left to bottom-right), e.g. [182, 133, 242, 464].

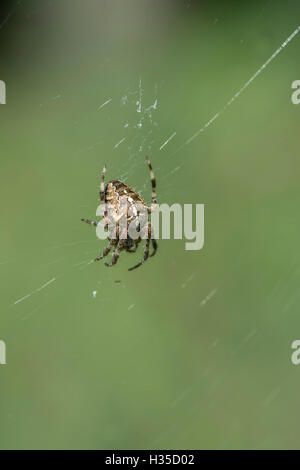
[1, 0, 300, 450]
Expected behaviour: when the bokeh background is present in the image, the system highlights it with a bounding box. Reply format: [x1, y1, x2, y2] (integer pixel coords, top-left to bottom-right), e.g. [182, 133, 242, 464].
[0, 0, 300, 450]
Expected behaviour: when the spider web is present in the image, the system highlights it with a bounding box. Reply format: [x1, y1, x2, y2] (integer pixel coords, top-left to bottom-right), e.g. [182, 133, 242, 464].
[2, 0, 300, 450]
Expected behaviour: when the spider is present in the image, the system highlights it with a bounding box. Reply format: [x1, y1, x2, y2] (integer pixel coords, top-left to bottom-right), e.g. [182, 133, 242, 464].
[81, 156, 158, 271]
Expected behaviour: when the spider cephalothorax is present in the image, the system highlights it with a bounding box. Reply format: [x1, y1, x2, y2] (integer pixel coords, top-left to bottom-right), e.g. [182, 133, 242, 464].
[81, 157, 158, 271]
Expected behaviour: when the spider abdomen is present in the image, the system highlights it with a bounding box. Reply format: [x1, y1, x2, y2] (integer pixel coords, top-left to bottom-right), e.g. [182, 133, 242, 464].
[105, 180, 145, 206]
[104, 181, 147, 242]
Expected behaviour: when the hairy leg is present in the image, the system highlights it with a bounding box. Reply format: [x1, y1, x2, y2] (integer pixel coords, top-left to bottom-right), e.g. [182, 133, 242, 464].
[105, 241, 124, 267]
[146, 156, 157, 213]
[81, 218, 98, 227]
[128, 237, 150, 271]
[94, 241, 113, 262]
[150, 238, 158, 257]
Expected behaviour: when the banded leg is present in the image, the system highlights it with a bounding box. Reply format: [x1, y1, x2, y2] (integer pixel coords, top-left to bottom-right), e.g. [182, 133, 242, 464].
[146, 156, 157, 213]
[128, 237, 150, 271]
[146, 223, 157, 257]
[94, 241, 113, 262]
[150, 238, 158, 257]
[105, 241, 123, 267]
[127, 242, 138, 253]
[100, 163, 107, 218]
[81, 218, 98, 227]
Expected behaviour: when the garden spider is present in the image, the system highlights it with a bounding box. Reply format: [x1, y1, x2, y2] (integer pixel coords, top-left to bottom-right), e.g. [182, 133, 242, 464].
[81, 157, 158, 271]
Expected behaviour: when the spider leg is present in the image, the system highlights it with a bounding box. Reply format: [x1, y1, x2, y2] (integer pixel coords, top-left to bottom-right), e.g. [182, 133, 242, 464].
[94, 241, 114, 262]
[146, 222, 157, 257]
[105, 241, 124, 267]
[150, 238, 158, 257]
[81, 218, 98, 227]
[146, 156, 157, 213]
[126, 241, 138, 253]
[127, 247, 137, 253]
[128, 237, 150, 271]
[100, 163, 107, 218]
